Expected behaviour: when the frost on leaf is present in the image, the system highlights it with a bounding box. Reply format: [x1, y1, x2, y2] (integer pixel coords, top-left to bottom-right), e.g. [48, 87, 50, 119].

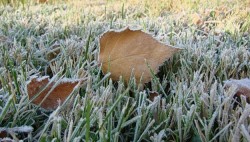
[99, 27, 181, 84]
[224, 78, 250, 101]
[27, 76, 81, 110]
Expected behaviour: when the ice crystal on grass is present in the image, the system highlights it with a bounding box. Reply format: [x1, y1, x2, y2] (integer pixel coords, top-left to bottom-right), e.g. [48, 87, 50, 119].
[0, 126, 33, 133]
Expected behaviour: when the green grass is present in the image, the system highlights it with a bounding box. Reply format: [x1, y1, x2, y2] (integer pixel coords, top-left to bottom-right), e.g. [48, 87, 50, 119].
[0, 0, 250, 141]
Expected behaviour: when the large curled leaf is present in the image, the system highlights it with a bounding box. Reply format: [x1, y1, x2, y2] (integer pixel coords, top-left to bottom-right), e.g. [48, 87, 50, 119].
[99, 27, 181, 84]
[27, 76, 81, 110]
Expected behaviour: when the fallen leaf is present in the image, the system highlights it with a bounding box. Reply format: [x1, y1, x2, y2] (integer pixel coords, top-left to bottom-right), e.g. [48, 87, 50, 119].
[99, 27, 181, 84]
[191, 13, 203, 26]
[46, 44, 61, 76]
[27, 76, 81, 110]
[148, 91, 160, 102]
[0, 131, 7, 139]
[148, 91, 161, 122]
[224, 78, 250, 101]
[38, 0, 48, 3]
[46, 44, 61, 62]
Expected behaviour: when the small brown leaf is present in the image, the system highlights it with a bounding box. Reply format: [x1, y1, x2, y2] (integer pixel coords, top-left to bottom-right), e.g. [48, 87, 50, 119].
[0, 131, 7, 139]
[148, 91, 162, 122]
[27, 76, 81, 110]
[99, 28, 181, 84]
[46, 44, 61, 76]
[148, 91, 160, 102]
[191, 13, 203, 26]
[46, 44, 61, 62]
[224, 78, 250, 101]
[38, 0, 48, 3]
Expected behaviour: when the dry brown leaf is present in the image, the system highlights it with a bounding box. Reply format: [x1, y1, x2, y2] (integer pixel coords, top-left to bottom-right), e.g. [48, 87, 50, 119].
[38, 0, 48, 3]
[148, 91, 162, 122]
[99, 28, 181, 84]
[148, 91, 160, 102]
[191, 13, 203, 26]
[46, 44, 61, 62]
[46, 44, 61, 76]
[0, 131, 7, 139]
[27, 76, 81, 110]
[224, 78, 250, 101]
